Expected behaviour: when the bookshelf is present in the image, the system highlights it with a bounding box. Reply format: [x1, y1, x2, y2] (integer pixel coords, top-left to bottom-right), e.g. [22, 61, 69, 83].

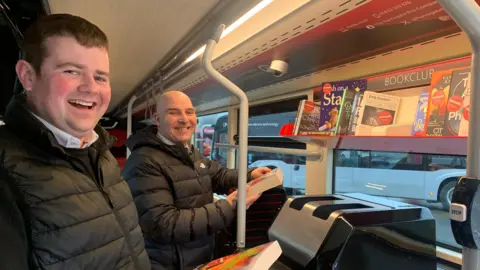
[280, 123, 468, 156]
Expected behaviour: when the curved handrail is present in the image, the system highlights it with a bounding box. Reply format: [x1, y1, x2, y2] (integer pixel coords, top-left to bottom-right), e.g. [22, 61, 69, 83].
[202, 24, 250, 249]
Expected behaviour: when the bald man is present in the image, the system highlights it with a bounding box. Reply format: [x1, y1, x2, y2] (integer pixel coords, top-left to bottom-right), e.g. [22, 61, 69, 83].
[122, 91, 270, 270]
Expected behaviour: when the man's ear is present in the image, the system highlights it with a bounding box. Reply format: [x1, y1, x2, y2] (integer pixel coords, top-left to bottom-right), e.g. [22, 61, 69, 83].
[153, 112, 160, 126]
[15, 60, 36, 92]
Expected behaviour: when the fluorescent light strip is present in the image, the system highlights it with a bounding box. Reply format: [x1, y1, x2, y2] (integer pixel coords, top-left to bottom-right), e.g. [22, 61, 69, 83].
[185, 45, 206, 63]
[220, 0, 274, 39]
[165, 0, 275, 80]
[184, 0, 274, 65]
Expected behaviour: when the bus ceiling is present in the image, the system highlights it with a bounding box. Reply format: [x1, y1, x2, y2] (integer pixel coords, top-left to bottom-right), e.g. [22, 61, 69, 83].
[11, 0, 480, 119]
[44, 0, 265, 115]
[110, 0, 478, 119]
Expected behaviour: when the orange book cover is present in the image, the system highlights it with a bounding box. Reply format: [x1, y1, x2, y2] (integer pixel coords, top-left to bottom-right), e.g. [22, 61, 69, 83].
[194, 241, 281, 270]
[424, 68, 467, 136]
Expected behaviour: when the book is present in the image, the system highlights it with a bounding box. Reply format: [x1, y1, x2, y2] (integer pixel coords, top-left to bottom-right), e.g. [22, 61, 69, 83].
[443, 67, 471, 136]
[411, 92, 430, 136]
[334, 80, 367, 135]
[458, 72, 471, 137]
[194, 241, 282, 270]
[425, 69, 455, 136]
[347, 91, 364, 135]
[247, 168, 283, 197]
[293, 100, 322, 135]
[313, 79, 367, 135]
[354, 91, 401, 136]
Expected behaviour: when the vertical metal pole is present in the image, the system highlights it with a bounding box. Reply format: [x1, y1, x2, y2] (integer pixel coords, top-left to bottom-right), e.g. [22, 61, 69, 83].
[127, 95, 137, 158]
[436, 1, 480, 269]
[227, 109, 238, 169]
[202, 24, 249, 249]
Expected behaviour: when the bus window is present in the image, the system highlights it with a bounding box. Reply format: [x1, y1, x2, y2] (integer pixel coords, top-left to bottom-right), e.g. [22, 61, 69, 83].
[213, 131, 229, 167]
[208, 99, 308, 193]
[244, 98, 308, 195]
[369, 152, 425, 171]
[334, 149, 466, 250]
[428, 155, 467, 170]
[196, 112, 228, 162]
[248, 151, 306, 195]
[195, 124, 214, 158]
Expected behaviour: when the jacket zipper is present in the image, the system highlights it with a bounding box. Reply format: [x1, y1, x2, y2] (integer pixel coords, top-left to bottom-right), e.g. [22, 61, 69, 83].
[182, 150, 204, 191]
[95, 156, 142, 270]
[65, 152, 142, 269]
[194, 170, 205, 190]
[175, 244, 185, 270]
[179, 147, 203, 268]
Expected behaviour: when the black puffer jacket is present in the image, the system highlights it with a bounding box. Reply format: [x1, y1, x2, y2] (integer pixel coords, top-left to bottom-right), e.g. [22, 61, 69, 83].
[122, 126, 253, 270]
[0, 95, 151, 269]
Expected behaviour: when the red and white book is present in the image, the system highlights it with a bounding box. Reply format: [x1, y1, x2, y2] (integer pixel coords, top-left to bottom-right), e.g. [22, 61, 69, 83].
[247, 168, 283, 197]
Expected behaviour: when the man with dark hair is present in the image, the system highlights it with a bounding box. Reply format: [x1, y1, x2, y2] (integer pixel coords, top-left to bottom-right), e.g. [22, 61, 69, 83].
[0, 14, 150, 269]
[122, 90, 270, 269]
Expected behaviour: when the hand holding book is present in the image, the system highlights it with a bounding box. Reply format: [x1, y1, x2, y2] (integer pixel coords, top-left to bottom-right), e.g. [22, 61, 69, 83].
[226, 168, 283, 209]
[226, 185, 262, 209]
[250, 167, 272, 179]
[246, 168, 283, 197]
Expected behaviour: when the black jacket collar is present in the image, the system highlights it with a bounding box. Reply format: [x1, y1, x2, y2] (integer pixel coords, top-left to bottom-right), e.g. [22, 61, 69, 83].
[126, 125, 195, 166]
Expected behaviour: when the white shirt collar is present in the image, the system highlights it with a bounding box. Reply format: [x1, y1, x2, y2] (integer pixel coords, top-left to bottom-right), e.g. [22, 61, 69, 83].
[156, 132, 175, 146]
[156, 131, 191, 151]
[31, 112, 99, 149]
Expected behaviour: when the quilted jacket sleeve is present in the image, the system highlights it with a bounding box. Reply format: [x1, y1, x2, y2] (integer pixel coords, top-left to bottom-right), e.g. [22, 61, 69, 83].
[207, 158, 255, 195]
[0, 169, 30, 270]
[124, 154, 236, 244]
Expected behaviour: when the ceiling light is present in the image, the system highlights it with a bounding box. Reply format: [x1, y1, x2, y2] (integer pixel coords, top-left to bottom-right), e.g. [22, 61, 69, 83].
[184, 0, 274, 65]
[220, 0, 274, 39]
[164, 0, 275, 81]
[185, 45, 206, 63]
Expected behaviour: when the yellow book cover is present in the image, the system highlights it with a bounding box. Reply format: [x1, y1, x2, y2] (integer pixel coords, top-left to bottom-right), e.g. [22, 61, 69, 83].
[194, 241, 282, 270]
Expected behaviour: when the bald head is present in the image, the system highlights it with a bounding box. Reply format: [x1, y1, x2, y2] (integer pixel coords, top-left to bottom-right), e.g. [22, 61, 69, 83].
[156, 90, 193, 116]
[154, 90, 197, 146]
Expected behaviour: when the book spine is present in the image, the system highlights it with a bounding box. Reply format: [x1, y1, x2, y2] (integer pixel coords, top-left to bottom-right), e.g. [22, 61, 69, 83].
[293, 100, 305, 135]
[350, 92, 364, 135]
[346, 92, 360, 135]
[336, 89, 356, 135]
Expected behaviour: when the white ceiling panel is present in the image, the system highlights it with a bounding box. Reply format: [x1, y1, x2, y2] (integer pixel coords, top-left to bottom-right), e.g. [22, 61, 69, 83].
[48, 0, 219, 111]
[129, 0, 373, 116]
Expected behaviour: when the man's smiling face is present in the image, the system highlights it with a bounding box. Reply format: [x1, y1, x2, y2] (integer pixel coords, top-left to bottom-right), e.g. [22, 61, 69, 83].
[18, 35, 111, 139]
[155, 91, 197, 146]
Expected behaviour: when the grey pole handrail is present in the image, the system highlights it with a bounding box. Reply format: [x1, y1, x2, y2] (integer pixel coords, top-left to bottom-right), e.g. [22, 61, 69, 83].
[215, 143, 322, 159]
[126, 95, 137, 158]
[202, 24, 249, 249]
[435, 1, 480, 269]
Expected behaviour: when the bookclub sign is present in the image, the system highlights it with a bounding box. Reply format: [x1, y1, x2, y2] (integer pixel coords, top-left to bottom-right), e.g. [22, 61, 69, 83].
[367, 57, 471, 91]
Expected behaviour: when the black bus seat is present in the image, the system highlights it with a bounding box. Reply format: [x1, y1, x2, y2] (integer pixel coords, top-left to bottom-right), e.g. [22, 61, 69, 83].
[215, 186, 287, 258]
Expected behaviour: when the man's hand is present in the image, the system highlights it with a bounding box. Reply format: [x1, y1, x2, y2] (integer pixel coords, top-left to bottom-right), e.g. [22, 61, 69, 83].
[245, 185, 261, 209]
[226, 190, 237, 208]
[251, 167, 272, 179]
[226, 185, 261, 209]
